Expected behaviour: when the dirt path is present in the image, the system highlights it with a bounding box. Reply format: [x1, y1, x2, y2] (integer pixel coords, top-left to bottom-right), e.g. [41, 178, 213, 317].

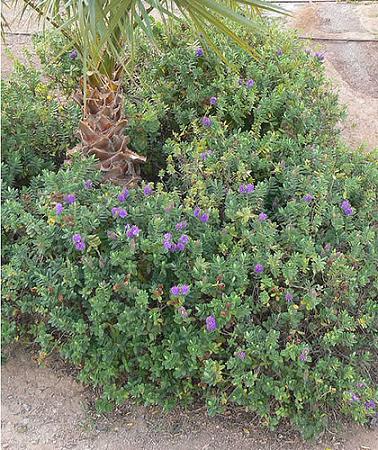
[281, 1, 378, 150]
[2, 346, 378, 450]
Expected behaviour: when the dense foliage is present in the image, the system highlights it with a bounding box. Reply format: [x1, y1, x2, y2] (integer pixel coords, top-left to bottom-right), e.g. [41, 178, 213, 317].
[2, 20, 377, 438]
[1, 61, 80, 188]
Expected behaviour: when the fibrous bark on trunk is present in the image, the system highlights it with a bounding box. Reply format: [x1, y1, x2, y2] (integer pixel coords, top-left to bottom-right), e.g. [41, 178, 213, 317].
[68, 78, 146, 187]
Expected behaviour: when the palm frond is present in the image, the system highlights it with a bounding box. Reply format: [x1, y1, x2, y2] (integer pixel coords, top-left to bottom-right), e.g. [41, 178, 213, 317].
[8, 0, 287, 80]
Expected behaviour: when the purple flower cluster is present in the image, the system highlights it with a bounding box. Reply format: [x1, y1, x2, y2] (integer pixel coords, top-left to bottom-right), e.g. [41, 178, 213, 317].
[206, 315, 217, 332]
[277, 49, 283, 56]
[238, 78, 255, 88]
[163, 233, 189, 252]
[235, 351, 246, 360]
[143, 185, 154, 196]
[209, 96, 217, 106]
[118, 188, 129, 202]
[72, 233, 85, 251]
[200, 149, 213, 161]
[246, 79, 255, 89]
[69, 49, 78, 60]
[201, 116, 212, 128]
[194, 207, 209, 223]
[195, 47, 204, 57]
[254, 263, 264, 274]
[350, 393, 360, 403]
[170, 285, 190, 296]
[112, 207, 128, 218]
[175, 221, 188, 231]
[239, 183, 254, 194]
[126, 224, 140, 239]
[258, 212, 268, 222]
[365, 399, 376, 410]
[299, 348, 309, 362]
[64, 193, 76, 204]
[55, 203, 64, 215]
[314, 52, 325, 62]
[285, 292, 293, 302]
[341, 200, 353, 216]
[83, 179, 93, 190]
[303, 194, 314, 203]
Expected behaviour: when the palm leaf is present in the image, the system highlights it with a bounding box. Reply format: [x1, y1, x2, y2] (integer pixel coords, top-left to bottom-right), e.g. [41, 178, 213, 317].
[7, 0, 287, 80]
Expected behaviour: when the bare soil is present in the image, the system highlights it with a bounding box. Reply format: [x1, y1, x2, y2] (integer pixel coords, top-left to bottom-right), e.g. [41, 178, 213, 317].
[2, 345, 378, 450]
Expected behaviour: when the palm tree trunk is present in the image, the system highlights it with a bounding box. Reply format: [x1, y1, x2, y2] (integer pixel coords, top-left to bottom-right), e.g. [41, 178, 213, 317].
[68, 78, 146, 187]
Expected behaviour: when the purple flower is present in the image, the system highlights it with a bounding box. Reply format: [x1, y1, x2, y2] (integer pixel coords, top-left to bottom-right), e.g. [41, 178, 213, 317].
[171, 286, 180, 296]
[118, 189, 129, 202]
[176, 242, 186, 252]
[239, 183, 254, 194]
[180, 285, 190, 296]
[209, 96, 217, 105]
[356, 383, 366, 389]
[55, 203, 63, 215]
[143, 185, 154, 196]
[246, 79, 255, 89]
[258, 212, 268, 222]
[112, 207, 127, 218]
[163, 240, 173, 250]
[341, 200, 353, 216]
[200, 150, 213, 161]
[200, 213, 209, 223]
[238, 78, 244, 86]
[195, 47, 204, 57]
[69, 49, 78, 60]
[72, 233, 82, 244]
[206, 315, 217, 332]
[314, 52, 325, 62]
[194, 207, 201, 218]
[175, 221, 188, 231]
[64, 193, 76, 204]
[254, 263, 264, 274]
[236, 351, 246, 360]
[365, 400, 376, 410]
[83, 179, 93, 190]
[179, 234, 190, 245]
[350, 393, 360, 402]
[126, 225, 140, 239]
[178, 306, 188, 318]
[303, 194, 314, 203]
[324, 243, 332, 252]
[72, 233, 85, 252]
[277, 49, 283, 56]
[164, 233, 172, 241]
[285, 292, 293, 302]
[118, 208, 128, 219]
[75, 240, 86, 251]
[299, 349, 309, 362]
[201, 116, 212, 128]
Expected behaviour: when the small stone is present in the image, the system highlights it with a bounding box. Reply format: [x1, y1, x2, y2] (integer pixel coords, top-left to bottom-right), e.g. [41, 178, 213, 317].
[15, 424, 28, 433]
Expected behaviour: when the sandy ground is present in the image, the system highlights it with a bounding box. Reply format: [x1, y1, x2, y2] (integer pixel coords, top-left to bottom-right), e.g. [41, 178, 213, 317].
[283, 1, 378, 150]
[2, 346, 378, 450]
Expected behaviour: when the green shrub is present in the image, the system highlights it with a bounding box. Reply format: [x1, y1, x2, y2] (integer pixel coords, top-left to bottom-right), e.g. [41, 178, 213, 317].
[1, 61, 80, 189]
[32, 20, 345, 180]
[2, 19, 377, 439]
